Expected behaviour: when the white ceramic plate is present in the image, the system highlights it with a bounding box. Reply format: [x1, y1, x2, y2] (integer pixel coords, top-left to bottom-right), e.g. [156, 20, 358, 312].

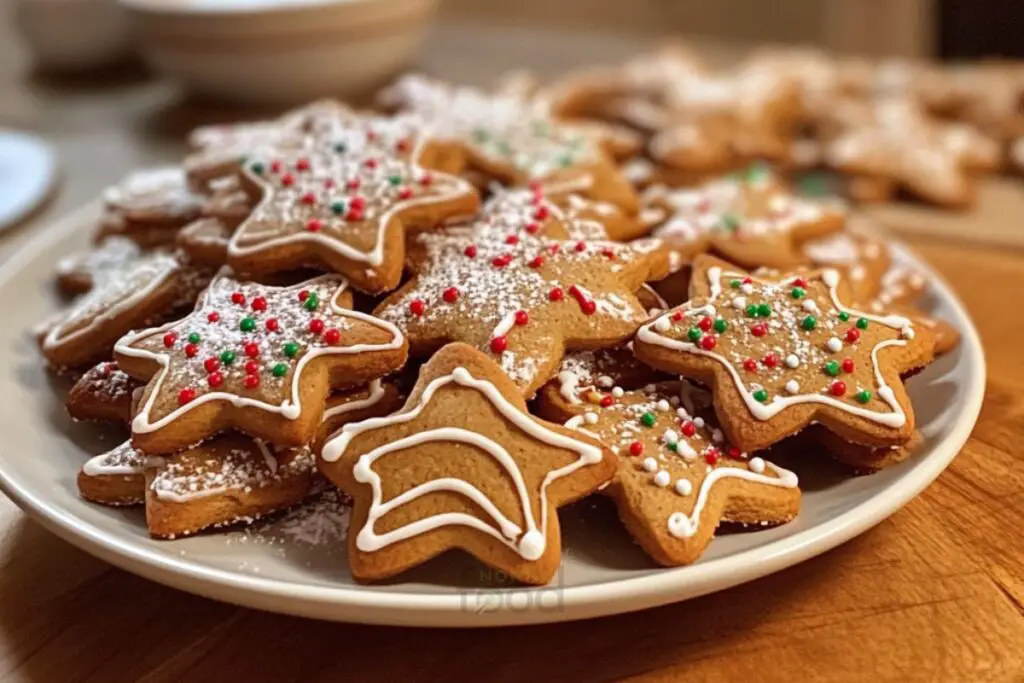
[0, 131, 57, 231]
[0, 203, 985, 627]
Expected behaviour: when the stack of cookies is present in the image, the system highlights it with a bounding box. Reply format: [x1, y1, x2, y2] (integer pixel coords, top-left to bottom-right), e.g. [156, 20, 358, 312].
[39, 63, 958, 585]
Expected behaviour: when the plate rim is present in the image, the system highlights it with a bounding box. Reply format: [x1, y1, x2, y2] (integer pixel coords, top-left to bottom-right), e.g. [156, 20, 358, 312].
[0, 203, 986, 627]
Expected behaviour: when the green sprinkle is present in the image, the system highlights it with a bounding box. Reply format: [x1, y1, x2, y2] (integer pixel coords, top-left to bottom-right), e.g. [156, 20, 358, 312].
[720, 213, 739, 231]
[824, 360, 840, 377]
[745, 304, 758, 317]
[753, 389, 769, 403]
[791, 287, 805, 299]
[802, 315, 817, 331]
[856, 390, 872, 404]
[220, 350, 236, 365]
[304, 293, 319, 311]
[188, 332, 200, 344]
[713, 318, 728, 333]
[667, 441, 678, 452]
[558, 154, 573, 168]
[757, 303, 771, 318]
[272, 363, 288, 378]
[856, 317, 869, 330]
[640, 412, 656, 427]
[838, 311, 850, 322]
[239, 317, 256, 332]
[472, 128, 489, 143]
[730, 279, 742, 289]
[331, 200, 346, 215]
[388, 175, 402, 186]
[745, 161, 770, 182]
[249, 161, 265, 175]
[333, 142, 347, 154]
[687, 327, 703, 342]
[283, 342, 299, 358]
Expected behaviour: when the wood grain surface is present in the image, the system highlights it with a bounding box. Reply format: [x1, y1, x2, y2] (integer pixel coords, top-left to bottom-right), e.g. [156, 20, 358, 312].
[1, 13, 1022, 683]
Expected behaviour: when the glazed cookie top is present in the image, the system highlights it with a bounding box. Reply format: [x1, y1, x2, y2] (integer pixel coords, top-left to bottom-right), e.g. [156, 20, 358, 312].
[636, 256, 932, 428]
[102, 166, 203, 222]
[115, 271, 404, 433]
[231, 113, 477, 271]
[374, 190, 665, 394]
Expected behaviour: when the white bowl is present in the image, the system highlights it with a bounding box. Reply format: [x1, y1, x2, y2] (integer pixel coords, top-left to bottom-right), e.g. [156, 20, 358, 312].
[118, 0, 438, 106]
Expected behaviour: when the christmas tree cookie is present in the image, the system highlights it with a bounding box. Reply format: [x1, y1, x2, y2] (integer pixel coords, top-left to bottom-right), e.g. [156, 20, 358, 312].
[373, 191, 669, 396]
[546, 381, 800, 566]
[114, 271, 407, 454]
[634, 255, 937, 452]
[319, 343, 618, 585]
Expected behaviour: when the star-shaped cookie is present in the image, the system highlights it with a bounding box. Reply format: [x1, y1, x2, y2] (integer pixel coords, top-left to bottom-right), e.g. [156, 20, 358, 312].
[373, 191, 668, 396]
[541, 381, 800, 566]
[318, 343, 618, 585]
[114, 271, 407, 454]
[379, 74, 639, 212]
[227, 113, 480, 292]
[641, 166, 845, 270]
[634, 256, 936, 451]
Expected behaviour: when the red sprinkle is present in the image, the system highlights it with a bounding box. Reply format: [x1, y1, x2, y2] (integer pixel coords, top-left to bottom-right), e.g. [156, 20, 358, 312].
[700, 334, 717, 350]
[300, 192, 316, 205]
[792, 277, 808, 288]
[681, 421, 696, 437]
[763, 353, 779, 368]
[395, 139, 410, 153]
[629, 441, 644, 456]
[409, 299, 425, 316]
[442, 287, 459, 303]
[184, 343, 199, 358]
[842, 357, 855, 373]
[350, 196, 366, 210]
[574, 241, 586, 252]
[208, 371, 224, 388]
[346, 178, 361, 190]
[728, 446, 742, 459]
[251, 297, 267, 312]
[244, 360, 259, 374]
[243, 342, 259, 358]
[295, 158, 310, 171]
[845, 328, 861, 343]
[528, 255, 545, 268]
[178, 388, 196, 405]
[280, 173, 295, 187]
[364, 158, 378, 170]
[398, 187, 414, 200]
[671, 311, 684, 322]
[525, 222, 541, 234]
[346, 208, 364, 222]
[306, 218, 322, 232]
[265, 318, 279, 332]
[162, 333, 177, 348]
[698, 316, 713, 332]
[204, 358, 219, 374]
[244, 374, 260, 389]
[601, 247, 616, 260]
[599, 395, 614, 408]
[207, 311, 220, 323]
[309, 319, 325, 334]
[505, 235, 519, 245]
[830, 380, 847, 396]
[743, 358, 758, 372]
[515, 310, 529, 325]
[464, 245, 478, 258]
[549, 287, 564, 301]
[324, 328, 341, 345]
[534, 206, 549, 220]
[548, 243, 561, 255]
[298, 290, 310, 301]
[751, 322, 768, 337]
[490, 336, 508, 353]
[704, 448, 720, 465]
[581, 300, 597, 315]
[419, 173, 433, 186]
[270, 160, 282, 174]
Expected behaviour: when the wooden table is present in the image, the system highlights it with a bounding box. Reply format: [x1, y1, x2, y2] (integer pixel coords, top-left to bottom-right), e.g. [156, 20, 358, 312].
[1, 16, 1023, 683]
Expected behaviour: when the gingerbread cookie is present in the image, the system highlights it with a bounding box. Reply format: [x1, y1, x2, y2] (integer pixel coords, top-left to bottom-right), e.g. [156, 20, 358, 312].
[319, 343, 617, 585]
[224, 113, 479, 292]
[114, 271, 407, 454]
[799, 231, 890, 303]
[635, 256, 937, 451]
[41, 238, 210, 368]
[374, 191, 668, 396]
[554, 381, 800, 566]
[93, 167, 204, 247]
[641, 166, 845, 269]
[807, 426, 924, 473]
[66, 361, 139, 425]
[78, 441, 147, 506]
[537, 347, 668, 413]
[176, 218, 233, 267]
[378, 74, 639, 212]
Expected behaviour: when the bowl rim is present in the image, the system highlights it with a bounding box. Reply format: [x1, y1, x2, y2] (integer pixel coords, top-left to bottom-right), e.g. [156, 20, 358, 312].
[119, 0, 431, 19]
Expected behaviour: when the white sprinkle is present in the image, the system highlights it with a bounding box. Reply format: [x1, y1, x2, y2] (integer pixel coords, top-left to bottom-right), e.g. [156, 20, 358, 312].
[803, 299, 819, 312]
[611, 386, 624, 398]
[656, 399, 671, 412]
[584, 412, 598, 424]
[663, 429, 679, 444]
[732, 296, 747, 309]
[644, 384, 657, 393]
[655, 317, 672, 332]
[749, 457, 766, 474]
[675, 479, 693, 496]
[785, 354, 800, 368]
[642, 457, 658, 473]
[712, 429, 724, 443]
[597, 375, 614, 388]
[676, 407, 689, 419]
[827, 337, 843, 352]
[693, 417, 705, 429]
[785, 380, 800, 394]
[741, 283, 754, 295]
[653, 470, 671, 487]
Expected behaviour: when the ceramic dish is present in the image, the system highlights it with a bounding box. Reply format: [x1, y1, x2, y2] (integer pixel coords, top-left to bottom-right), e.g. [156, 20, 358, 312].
[0, 131, 58, 232]
[0, 203, 984, 627]
[119, 0, 438, 105]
